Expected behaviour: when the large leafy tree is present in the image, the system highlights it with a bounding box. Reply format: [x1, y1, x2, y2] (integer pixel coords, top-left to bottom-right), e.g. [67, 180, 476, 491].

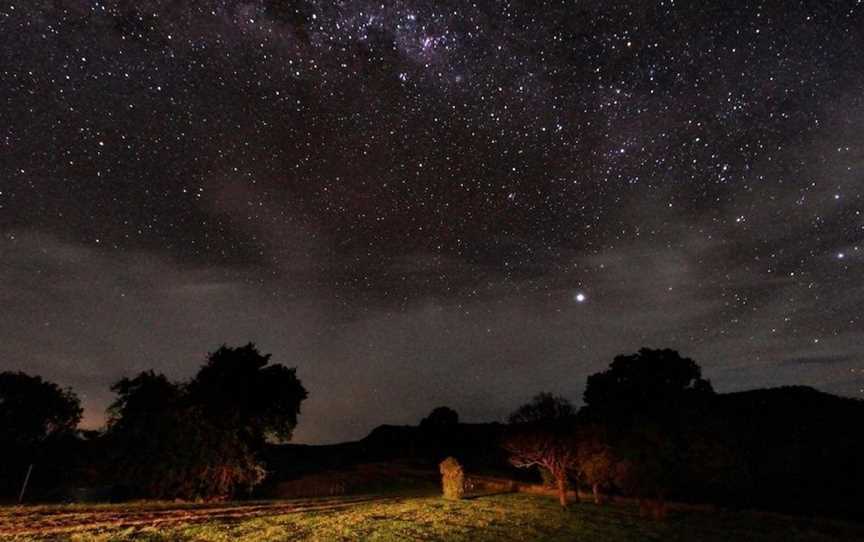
[107, 371, 197, 498]
[583, 348, 713, 416]
[187, 343, 307, 445]
[0, 371, 82, 495]
[420, 406, 459, 431]
[107, 344, 308, 500]
[581, 348, 715, 517]
[0, 371, 82, 449]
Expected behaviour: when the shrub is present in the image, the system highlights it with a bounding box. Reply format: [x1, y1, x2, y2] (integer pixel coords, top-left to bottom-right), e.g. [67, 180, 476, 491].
[539, 466, 556, 488]
[439, 457, 465, 500]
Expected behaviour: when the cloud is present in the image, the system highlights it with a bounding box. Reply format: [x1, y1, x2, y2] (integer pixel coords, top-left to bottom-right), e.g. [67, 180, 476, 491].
[779, 354, 857, 367]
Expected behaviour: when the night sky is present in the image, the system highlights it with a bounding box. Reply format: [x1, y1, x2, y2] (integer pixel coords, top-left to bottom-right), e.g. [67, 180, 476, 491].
[2, 1, 863, 443]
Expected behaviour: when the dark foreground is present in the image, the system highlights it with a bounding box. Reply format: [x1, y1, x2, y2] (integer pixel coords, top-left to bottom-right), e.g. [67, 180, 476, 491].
[2, 493, 863, 542]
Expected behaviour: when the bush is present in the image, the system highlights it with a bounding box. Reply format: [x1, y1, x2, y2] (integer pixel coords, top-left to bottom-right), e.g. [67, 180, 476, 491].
[439, 457, 465, 500]
[539, 467, 556, 488]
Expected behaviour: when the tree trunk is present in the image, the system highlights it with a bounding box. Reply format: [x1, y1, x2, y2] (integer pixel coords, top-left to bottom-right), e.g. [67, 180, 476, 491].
[556, 476, 568, 508]
[592, 482, 602, 504]
[653, 496, 667, 520]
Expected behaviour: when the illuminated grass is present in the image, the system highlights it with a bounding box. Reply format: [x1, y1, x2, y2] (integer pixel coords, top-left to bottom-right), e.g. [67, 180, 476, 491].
[2, 494, 862, 541]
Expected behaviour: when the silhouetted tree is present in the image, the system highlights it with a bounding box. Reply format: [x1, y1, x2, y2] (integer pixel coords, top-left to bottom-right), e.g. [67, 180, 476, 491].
[187, 343, 308, 445]
[584, 348, 713, 415]
[107, 344, 308, 500]
[0, 372, 82, 496]
[576, 424, 620, 504]
[508, 393, 575, 487]
[581, 348, 715, 518]
[508, 392, 574, 425]
[420, 406, 459, 431]
[107, 371, 201, 498]
[504, 420, 579, 508]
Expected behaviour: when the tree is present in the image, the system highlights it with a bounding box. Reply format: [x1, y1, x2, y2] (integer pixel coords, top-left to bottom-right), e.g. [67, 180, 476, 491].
[575, 424, 622, 504]
[508, 392, 574, 425]
[583, 348, 713, 417]
[0, 372, 82, 496]
[508, 393, 575, 488]
[581, 348, 715, 518]
[106, 371, 206, 499]
[504, 420, 579, 508]
[107, 344, 308, 500]
[420, 406, 459, 431]
[187, 343, 308, 445]
[0, 371, 82, 449]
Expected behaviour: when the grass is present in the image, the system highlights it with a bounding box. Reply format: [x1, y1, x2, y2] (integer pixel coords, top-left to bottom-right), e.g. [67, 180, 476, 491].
[2, 493, 863, 541]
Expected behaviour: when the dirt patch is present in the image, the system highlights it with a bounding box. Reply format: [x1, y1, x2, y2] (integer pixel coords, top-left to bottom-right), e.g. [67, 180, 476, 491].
[1, 495, 400, 537]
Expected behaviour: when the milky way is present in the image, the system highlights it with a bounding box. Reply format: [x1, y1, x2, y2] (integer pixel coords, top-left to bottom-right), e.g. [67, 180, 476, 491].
[1, 1, 863, 442]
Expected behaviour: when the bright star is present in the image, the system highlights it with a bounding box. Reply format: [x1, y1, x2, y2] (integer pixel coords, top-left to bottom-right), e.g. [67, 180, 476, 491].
[575, 292, 586, 303]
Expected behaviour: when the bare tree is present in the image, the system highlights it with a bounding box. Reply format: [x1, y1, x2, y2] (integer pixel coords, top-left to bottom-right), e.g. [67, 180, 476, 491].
[504, 425, 579, 508]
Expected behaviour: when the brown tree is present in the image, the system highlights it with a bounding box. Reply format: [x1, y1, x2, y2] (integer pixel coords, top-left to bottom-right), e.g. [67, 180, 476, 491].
[504, 424, 579, 508]
[576, 428, 618, 504]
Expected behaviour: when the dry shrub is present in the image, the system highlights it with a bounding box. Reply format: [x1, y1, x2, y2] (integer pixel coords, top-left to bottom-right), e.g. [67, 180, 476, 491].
[439, 457, 465, 500]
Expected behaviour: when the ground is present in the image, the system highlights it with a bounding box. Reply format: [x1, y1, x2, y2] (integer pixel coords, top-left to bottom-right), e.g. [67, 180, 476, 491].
[2, 493, 863, 541]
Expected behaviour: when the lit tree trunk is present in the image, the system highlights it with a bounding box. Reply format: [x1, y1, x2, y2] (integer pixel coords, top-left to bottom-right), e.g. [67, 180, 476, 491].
[654, 493, 667, 520]
[557, 477, 567, 508]
[592, 482, 601, 504]
[556, 473, 568, 508]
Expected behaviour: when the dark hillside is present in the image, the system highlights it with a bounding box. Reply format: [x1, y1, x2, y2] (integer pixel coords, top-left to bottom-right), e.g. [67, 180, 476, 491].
[715, 386, 864, 518]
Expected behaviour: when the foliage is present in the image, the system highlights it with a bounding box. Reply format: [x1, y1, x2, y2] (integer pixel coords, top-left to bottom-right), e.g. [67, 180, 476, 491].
[108, 371, 266, 500]
[420, 406, 459, 431]
[506, 393, 578, 506]
[504, 421, 579, 508]
[508, 392, 574, 425]
[107, 371, 190, 499]
[106, 344, 307, 500]
[581, 348, 715, 507]
[583, 348, 713, 416]
[0, 371, 82, 496]
[439, 456, 465, 500]
[538, 466, 557, 488]
[0, 371, 82, 449]
[187, 343, 308, 444]
[576, 425, 620, 503]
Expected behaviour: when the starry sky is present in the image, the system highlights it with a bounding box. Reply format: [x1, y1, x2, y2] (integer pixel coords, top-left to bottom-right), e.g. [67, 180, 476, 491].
[1, 1, 863, 443]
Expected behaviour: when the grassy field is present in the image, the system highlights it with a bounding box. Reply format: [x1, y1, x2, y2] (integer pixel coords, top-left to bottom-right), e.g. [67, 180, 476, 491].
[2, 493, 863, 542]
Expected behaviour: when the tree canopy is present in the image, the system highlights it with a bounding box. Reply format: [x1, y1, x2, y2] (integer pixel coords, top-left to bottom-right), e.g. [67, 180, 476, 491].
[420, 406, 459, 431]
[583, 348, 713, 418]
[508, 392, 574, 425]
[504, 420, 579, 508]
[581, 348, 716, 513]
[107, 343, 308, 500]
[188, 343, 308, 444]
[0, 371, 81, 449]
